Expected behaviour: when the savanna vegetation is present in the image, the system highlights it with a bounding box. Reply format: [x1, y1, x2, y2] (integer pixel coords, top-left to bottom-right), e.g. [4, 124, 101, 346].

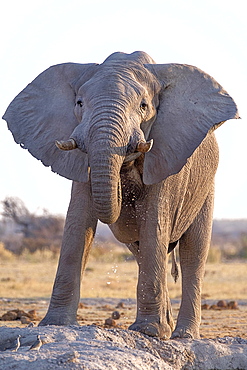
[1, 196, 247, 261]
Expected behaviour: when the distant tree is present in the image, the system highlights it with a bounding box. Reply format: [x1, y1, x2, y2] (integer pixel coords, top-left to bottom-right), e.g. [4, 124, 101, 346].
[1, 197, 32, 237]
[1, 197, 64, 254]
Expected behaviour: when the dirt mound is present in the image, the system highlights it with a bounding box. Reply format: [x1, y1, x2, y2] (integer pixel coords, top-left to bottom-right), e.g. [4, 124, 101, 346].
[0, 325, 246, 369]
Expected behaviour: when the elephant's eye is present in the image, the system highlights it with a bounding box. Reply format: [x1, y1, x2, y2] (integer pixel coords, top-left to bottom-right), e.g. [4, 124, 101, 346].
[140, 102, 148, 112]
[76, 100, 83, 107]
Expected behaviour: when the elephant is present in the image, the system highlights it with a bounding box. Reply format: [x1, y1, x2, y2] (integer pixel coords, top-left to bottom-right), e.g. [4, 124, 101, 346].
[3, 51, 239, 339]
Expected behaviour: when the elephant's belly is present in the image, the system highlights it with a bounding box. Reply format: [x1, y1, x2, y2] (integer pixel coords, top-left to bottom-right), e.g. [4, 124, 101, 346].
[109, 204, 139, 244]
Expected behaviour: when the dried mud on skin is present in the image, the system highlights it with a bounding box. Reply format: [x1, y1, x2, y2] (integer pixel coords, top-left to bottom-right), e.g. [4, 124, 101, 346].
[0, 298, 247, 369]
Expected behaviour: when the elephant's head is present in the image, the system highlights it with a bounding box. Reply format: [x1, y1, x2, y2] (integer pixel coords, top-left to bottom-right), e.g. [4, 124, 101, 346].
[3, 51, 239, 224]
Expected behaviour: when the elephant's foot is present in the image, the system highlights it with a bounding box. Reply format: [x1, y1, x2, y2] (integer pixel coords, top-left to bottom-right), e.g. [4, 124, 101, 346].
[129, 296, 175, 338]
[129, 320, 172, 339]
[38, 309, 78, 326]
[129, 318, 172, 339]
[171, 325, 200, 339]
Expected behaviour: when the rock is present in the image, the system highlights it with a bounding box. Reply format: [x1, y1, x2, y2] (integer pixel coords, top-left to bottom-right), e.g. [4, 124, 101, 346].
[105, 318, 117, 327]
[116, 302, 125, 308]
[1, 314, 9, 321]
[101, 304, 112, 310]
[228, 300, 238, 309]
[27, 310, 37, 319]
[217, 300, 228, 308]
[78, 302, 87, 309]
[55, 350, 79, 365]
[209, 304, 220, 310]
[1, 309, 39, 322]
[112, 311, 120, 320]
[201, 304, 210, 310]
[1, 311, 18, 321]
[15, 310, 27, 319]
[20, 316, 31, 324]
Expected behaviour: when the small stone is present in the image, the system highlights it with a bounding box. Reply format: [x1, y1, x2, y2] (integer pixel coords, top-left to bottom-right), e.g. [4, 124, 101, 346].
[105, 318, 116, 327]
[27, 309, 37, 318]
[209, 305, 220, 310]
[217, 300, 227, 308]
[112, 310, 120, 320]
[1, 313, 13, 321]
[9, 311, 19, 320]
[20, 316, 31, 324]
[228, 301, 238, 309]
[28, 309, 36, 315]
[116, 302, 125, 308]
[102, 304, 112, 310]
[16, 310, 27, 319]
[78, 302, 86, 309]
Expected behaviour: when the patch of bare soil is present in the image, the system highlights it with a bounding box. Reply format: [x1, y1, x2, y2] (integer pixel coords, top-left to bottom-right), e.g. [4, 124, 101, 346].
[0, 298, 247, 369]
[1, 298, 247, 339]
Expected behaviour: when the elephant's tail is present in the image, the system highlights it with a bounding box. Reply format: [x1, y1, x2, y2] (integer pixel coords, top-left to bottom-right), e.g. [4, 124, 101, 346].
[171, 249, 179, 283]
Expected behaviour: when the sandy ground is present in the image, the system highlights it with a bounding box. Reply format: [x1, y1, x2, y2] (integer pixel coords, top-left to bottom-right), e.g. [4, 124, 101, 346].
[0, 298, 247, 369]
[1, 297, 247, 339]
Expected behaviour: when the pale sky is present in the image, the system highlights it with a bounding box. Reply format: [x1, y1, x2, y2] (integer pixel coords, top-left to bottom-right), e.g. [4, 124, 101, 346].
[0, 0, 246, 219]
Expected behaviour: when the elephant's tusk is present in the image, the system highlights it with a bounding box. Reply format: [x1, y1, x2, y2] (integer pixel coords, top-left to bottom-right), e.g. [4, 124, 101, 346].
[136, 139, 153, 153]
[55, 138, 78, 151]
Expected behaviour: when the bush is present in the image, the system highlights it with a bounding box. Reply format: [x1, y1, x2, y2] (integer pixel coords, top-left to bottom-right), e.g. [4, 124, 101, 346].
[90, 242, 133, 262]
[207, 245, 222, 263]
[19, 248, 59, 262]
[0, 242, 16, 261]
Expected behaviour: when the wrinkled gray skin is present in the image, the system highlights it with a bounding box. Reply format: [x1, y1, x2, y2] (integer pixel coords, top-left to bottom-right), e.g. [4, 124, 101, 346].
[3, 51, 239, 339]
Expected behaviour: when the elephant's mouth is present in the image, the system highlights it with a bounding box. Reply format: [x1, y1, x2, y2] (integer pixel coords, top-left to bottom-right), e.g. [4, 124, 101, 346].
[55, 136, 153, 224]
[124, 152, 142, 163]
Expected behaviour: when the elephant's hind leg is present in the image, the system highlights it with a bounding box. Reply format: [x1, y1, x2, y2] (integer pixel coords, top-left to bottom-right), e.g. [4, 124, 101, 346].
[39, 181, 97, 326]
[171, 187, 214, 339]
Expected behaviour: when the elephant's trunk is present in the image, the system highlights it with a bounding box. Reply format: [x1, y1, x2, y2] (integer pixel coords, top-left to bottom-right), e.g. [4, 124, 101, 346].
[89, 151, 122, 224]
[87, 115, 128, 225]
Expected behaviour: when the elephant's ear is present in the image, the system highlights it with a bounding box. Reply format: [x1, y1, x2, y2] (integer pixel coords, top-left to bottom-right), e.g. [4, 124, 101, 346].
[3, 63, 97, 182]
[143, 63, 239, 185]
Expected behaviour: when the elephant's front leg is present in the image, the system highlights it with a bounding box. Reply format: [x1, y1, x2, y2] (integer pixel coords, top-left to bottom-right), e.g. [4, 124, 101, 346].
[129, 225, 174, 338]
[39, 181, 97, 326]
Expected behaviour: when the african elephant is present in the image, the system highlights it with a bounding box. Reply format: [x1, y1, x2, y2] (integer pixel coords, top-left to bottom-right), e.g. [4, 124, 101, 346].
[3, 51, 239, 339]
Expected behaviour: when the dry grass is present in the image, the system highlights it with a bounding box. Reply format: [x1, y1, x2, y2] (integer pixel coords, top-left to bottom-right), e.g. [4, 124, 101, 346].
[0, 244, 246, 301]
[0, 260, 57, 299]
[1, 248, 247, 338]
[203, 262, 247, 300]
